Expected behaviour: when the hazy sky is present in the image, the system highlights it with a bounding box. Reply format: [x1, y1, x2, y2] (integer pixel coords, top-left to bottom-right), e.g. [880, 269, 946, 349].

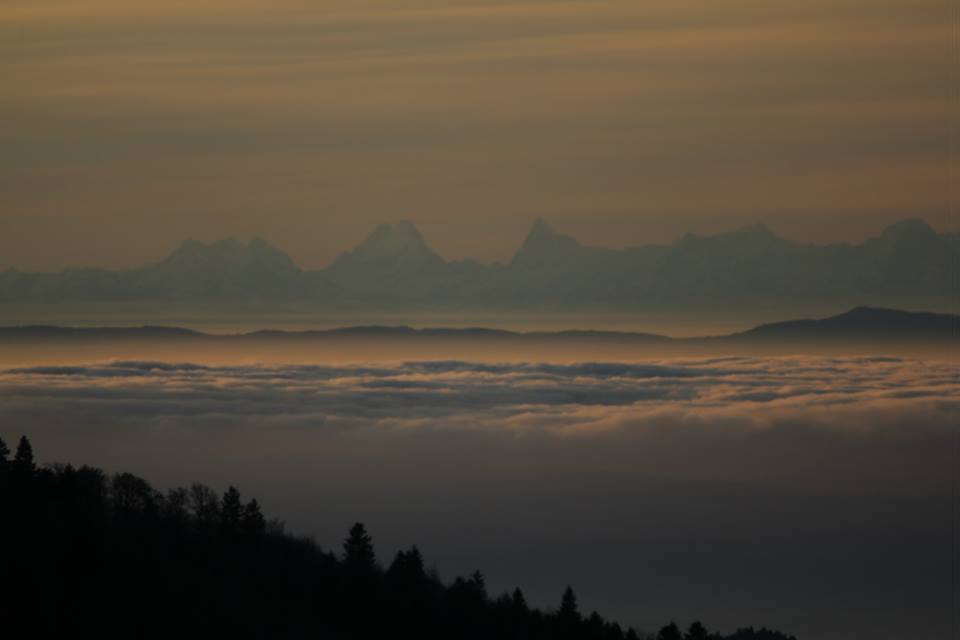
[1, 0, 955, 271]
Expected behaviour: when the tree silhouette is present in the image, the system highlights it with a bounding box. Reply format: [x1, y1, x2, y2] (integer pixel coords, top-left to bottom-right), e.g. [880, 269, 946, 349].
[468, 570, 488, 604]
[0, 434, 799, 640]
[557, 584, 583, 639]
[164, 487, 189, 522]
[387, 545, 426, 587]
[659, 622, 684, 640]
[343, 521, 376, 571]
[0, 435, 9, 469]
[111, 472, 157, 516]
[560, 585, 581, 624]
[13, 436, 34, 476]
[220, 485, 243, 536]
[686, 621, 710, 640]
[585, 611, 605, 635]
[241, 498, 266, 537]
[188, 482, 220, 529]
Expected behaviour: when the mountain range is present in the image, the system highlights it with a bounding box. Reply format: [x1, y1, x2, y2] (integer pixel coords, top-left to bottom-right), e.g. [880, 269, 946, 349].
[2, 218, 957, 312]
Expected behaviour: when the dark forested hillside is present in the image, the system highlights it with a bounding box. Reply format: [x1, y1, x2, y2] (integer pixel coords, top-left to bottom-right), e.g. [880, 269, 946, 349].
[0, 435, 797, 640]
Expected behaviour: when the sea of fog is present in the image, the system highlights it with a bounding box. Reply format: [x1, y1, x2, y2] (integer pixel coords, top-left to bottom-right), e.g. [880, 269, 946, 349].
[2, 354, 957, 640]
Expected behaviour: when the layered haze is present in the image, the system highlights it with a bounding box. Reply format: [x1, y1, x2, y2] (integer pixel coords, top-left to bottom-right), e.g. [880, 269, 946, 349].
[1, 219, 957, 331]
[1, 0, 955, 271]
[2, 1, 957, 639]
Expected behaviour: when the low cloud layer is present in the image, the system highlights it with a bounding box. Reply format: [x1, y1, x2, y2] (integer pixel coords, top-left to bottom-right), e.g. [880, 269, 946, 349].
[4, 355, 956, 423]
[2, 355, 956, 493]
[1, 355, 956, 639]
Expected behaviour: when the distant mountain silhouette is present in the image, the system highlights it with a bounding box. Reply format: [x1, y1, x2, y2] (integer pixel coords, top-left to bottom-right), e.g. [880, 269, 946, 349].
[136, 236, 323, 300]
[943, 231, 960, 254]
[1, 219, 957, 311]
[329, 222, 445, 283]
[324, 221, 477, 303]
[510, 218, 607, 270]
[160, 237, 297, 274]
[734, 306, 958, 340]
[0, 236, 337, 303]
[2, 307, 953, 346]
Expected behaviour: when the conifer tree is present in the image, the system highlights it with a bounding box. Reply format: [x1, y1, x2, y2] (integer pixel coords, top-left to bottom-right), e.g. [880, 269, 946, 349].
[467, 570, 488, 601]
[559, 585, 581, 624]
[686, 620, 709, 640]
[343, 522, 377, 571]
[658, 622, 684, 640]
[241, 498, 266, 537]
[220, 486, 243, 535]
[0, 435, 9, 469]
[13, 436, 35, 476]
[387, 546, 426, 586]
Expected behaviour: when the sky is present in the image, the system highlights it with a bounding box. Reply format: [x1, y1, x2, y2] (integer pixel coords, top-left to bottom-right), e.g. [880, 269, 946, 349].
[3, 7, 957, 636]
[4, 354, 956, 639]
[1, 0, 956, 271]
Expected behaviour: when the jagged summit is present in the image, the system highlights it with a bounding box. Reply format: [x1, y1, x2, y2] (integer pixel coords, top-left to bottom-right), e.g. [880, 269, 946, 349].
[880, 218, 936, 239]
[1, 217, 955, 309]
[356, 221, 429, 256]
[393, 220, 423, 239]
[865, 218, 952, 267]
[874, 218, 941, 250]
[158, 236, 299, 274]
[511, 218, 587, 268]
[329, 220, 445, 278]
[525, 217, 556, 242]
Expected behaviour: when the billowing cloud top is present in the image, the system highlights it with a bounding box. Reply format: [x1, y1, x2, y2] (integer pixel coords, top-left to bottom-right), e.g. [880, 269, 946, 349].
[3, 355, 956, 493]
[5, 355, 956, 421]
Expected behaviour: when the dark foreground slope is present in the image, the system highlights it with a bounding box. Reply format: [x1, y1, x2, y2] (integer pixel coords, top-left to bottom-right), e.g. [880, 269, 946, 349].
[0, 436, 794, 640]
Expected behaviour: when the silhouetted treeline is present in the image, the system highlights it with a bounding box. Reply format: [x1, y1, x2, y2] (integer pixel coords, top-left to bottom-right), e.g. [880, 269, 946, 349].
[0, 435, 797, 640]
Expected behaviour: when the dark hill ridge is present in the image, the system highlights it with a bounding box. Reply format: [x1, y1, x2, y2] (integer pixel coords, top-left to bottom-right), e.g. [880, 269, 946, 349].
[738, 307, 958, 339]
[1, 307, 955, 344]
[1, 218, 957, 311]
[0, 436, 798, 640]
[0, 325, 205, 339]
